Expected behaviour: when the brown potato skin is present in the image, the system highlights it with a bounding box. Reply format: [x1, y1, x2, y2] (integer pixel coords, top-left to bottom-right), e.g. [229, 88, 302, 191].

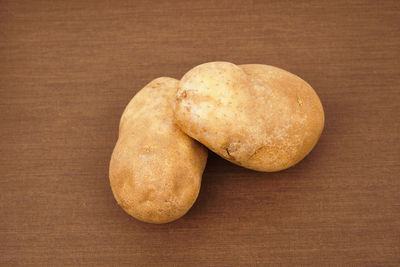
[174, 62, 324, 172]
[109, 77, 208, 224]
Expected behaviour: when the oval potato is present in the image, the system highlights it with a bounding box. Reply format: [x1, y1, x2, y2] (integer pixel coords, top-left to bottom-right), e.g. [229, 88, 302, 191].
[174, 62, 324, 172]
[109, 77, 208, 223]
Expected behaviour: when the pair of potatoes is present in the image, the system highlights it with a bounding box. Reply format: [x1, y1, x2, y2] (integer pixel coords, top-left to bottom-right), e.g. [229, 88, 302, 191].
[109, 62, 325, 224]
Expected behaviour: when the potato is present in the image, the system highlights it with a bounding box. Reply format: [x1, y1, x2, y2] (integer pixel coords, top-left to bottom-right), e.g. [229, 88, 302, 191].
[174, 62, 324, 172]
[109, 77, 208, 224]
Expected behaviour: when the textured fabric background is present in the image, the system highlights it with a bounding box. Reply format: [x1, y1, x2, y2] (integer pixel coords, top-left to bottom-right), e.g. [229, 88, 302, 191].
[1, 0, 399, 266]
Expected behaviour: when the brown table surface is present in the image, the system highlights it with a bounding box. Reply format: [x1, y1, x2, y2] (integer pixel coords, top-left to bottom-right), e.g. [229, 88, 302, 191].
[1, 0, 399, 266]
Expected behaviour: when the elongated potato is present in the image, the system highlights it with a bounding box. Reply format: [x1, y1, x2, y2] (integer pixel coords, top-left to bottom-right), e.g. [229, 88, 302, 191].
[174, 62, 324, 172]
[109, 77, 208, 224]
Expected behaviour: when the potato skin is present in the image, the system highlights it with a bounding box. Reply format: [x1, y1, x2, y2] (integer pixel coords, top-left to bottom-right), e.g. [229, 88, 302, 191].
[174, 62, 324, 172]
[109, 77, 208, 224]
